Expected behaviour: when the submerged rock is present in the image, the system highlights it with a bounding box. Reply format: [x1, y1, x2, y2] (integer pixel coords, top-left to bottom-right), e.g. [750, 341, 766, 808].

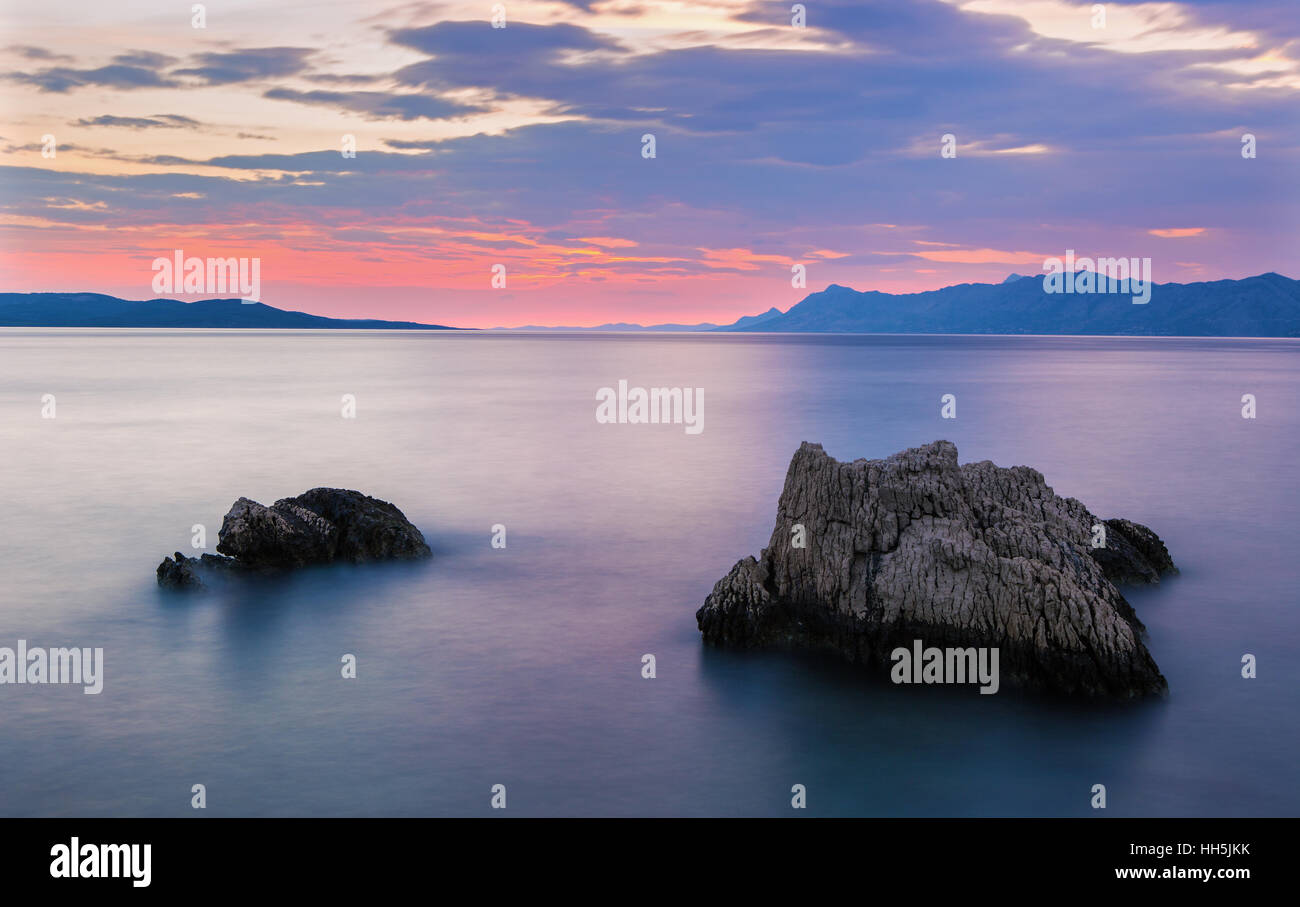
[156, 552, 242, 590]
[1092, 517, 1177, 586]
[696, 441, 1177, 698]
[156, 551, 202, 589]
[156, 489, 430, 589]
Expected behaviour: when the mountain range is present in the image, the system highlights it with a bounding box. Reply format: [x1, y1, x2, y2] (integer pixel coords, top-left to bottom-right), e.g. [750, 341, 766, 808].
[5, 272, 1299, 335]
[497, 273, 1298, 336]
[0, 293, 456, 329]
[709, 273, 1299, 336]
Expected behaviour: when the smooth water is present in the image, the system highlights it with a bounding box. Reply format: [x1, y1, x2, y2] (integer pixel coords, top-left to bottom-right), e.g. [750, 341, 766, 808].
[0, 330, 1296, 817]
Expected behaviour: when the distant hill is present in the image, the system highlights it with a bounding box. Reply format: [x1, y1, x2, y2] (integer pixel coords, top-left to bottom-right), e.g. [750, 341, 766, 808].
[713, 273, 1300, 337]
[489, 321, 719, 332]
[492, 306, 784, 332]
[0, 293, 458, 329]
[727, 306, 783, 330]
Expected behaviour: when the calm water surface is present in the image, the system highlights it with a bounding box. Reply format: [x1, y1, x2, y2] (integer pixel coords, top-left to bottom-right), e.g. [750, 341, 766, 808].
[0, 330, 1296, 816]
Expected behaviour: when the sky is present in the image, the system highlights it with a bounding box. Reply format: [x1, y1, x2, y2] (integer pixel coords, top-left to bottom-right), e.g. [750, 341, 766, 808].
[1, 0, 1297, 327]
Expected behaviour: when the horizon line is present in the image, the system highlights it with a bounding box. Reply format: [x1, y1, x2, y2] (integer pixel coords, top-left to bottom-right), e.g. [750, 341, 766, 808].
[7, 268, 1296, 332]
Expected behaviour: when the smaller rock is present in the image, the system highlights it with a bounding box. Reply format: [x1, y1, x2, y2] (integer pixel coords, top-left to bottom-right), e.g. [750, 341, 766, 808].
[216, 488, 431, 566]
[156, 488, 431, 589]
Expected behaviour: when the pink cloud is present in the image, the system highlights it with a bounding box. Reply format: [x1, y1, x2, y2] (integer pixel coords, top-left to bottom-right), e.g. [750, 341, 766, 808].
[1149, 228, 1206, 238]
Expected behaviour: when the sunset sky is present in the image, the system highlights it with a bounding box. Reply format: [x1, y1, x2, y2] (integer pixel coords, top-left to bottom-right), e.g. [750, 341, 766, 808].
[1, 0, 1297, 327]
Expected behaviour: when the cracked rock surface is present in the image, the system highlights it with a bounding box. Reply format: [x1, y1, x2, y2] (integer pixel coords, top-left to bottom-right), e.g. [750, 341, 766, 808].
[696, 441, 1177, 698]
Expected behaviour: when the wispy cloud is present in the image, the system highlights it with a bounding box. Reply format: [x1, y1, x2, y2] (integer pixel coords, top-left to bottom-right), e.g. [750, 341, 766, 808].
[263, 88, 485, 121]
[173, 47, 317, 85]
[72, 114, 201, 130]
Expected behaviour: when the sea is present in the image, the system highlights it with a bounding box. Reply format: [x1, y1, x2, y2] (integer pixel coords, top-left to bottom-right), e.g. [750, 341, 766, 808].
[0, 329, 1296, 816]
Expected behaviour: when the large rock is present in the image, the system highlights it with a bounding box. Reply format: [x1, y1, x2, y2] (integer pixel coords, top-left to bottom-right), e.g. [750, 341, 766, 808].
[157, 488, 430, 588]
[696, 441, 1177, 698]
